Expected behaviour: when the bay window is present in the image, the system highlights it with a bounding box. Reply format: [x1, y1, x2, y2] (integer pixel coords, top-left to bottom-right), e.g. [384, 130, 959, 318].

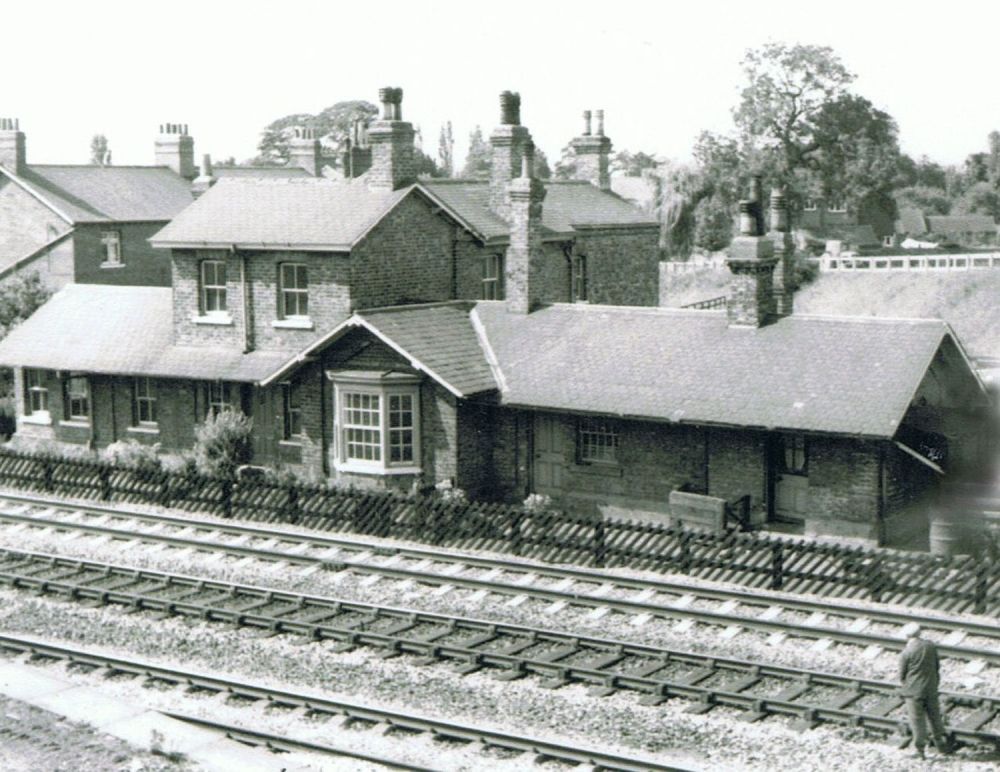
[331, 371, 421, 473]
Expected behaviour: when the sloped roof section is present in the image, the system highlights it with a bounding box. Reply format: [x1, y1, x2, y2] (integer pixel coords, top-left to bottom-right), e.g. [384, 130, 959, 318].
[213, 166, 311, 179]
[926, 215, 997, 233]
[418, 181, 509, 241]
[17, 165, 194, 222]
[0, 284, 286, 382]
[473, 303, 954, 438]
[152, 177, 407, 249]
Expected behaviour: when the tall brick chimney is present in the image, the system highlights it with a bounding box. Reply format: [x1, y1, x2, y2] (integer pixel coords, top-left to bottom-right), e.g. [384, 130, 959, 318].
[367, 87, 415, 190]
[155, 123, 196, 180]
[767, 187, 794, 318]
[0, 118, 26, 175]
[505, 142, 547, 314]
[489, 91, 532, 221]
[289, 126, 322, 177]
[725, 177, 777, 328]
[191, 154, 216, 198]
[570, 109, 611, 190]
[342, 119, 372, 178]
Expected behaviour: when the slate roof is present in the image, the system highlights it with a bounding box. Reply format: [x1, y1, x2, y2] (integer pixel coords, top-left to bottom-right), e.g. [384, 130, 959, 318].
[470, 302, 954, 439]
[926, 215, 997, 233]
[212, 166, 311, 179]
[0, 284, 287, 382]
[152, 177, 408, 250]
[7, 165, 194, 223]
[895, 208, 928, 235]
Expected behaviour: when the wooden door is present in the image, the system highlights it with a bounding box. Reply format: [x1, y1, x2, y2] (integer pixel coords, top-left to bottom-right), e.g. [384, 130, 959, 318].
[775, 434, 809, 520]
[533, 414, 565, 498]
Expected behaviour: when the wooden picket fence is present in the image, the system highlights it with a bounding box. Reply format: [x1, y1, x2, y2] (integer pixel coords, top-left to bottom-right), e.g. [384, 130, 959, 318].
[0, 449, 996, 614]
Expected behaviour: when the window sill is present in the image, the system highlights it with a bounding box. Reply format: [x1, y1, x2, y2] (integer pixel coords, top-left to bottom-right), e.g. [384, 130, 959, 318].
[22, 413, 52, 426]
[100, 262, 125, 269]
[575, 461, 623, 477]
[272, 318, 314, 330]
[334, 461, 422, 476]
[192, 313, 233, 326]
[126, 425, 160, 435]
[59, 420, 91, 429]
[279, 439, 304, 448]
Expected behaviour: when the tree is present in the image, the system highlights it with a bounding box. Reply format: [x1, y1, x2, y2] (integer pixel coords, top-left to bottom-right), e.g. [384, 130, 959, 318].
[953, 181, 1000, 219]
[612, 150, 659, 177]
[254, 100, 378, 169]
[693, 194, 733, 252]
[553, 143, 576, 180]
[89, 134, 110, 165]
[655, 162, 707, 259]
[461, 126, 491, 178]
[893, 185, 951, 216]
[534, 147, 552, 179]
[438, 121, 454, 177]
[0, 272, 50, 339]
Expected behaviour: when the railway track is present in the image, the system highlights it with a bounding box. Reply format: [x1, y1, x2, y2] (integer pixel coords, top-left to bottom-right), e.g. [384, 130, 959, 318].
[0, 491, 998, 672]
[1, 547, 999, 750]
[0, 632, 676, 772]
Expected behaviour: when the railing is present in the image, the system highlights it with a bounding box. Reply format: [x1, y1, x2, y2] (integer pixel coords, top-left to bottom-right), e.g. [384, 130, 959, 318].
[0, 449, 996, 613]
[820, 252, 1000, 273]
[681, 295, 727, 310]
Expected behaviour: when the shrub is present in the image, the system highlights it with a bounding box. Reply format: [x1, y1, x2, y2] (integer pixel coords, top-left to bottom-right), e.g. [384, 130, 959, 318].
[0, 396, 14, 439]
[101, 440, 162, 476]
[791, 255, 819, 289]
[523, 492, 553, 514]
[193, 409, 253, 478]
[435, 478, 468, 506]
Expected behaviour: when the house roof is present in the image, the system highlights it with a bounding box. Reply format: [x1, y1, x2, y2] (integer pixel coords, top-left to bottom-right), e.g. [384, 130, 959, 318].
[469, 303, 956, 438]
[609, 175, 657, 209]
[925, 215, 997, 233]
[0, 284, 287, 382]
[212, 166, 312, 179]
[895, 207, 927, 235]
[3, 165, 194, 223]
[151, 176, 658, 250]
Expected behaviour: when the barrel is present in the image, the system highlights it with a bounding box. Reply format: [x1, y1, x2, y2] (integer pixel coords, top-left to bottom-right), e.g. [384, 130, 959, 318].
[929, 517, 966, 557]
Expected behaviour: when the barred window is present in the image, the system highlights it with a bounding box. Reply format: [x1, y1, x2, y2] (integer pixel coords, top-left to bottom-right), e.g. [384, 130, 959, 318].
[279, 263, 309, 319]
[282, 382, 303, 441]
[482, 254, 504, 300]
[133, 377, 157, 425]
[200, 260, 227, 313]
[64, 376, 90, 421]
[577, 418, 618, 464]
[24, 369, 49, 416]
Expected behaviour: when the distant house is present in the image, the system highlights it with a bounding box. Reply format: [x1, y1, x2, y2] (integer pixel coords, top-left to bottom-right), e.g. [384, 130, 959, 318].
[797, 193, 893, 250]
[893, 210, 997, 247]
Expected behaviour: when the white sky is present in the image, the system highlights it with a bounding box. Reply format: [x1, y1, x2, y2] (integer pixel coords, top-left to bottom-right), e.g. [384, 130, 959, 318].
[5, 0, 998, 170]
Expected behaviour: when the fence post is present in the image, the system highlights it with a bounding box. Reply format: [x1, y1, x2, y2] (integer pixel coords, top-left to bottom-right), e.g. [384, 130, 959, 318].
[678, 526, 692, 574]
[285, 484, 300, 525]
[510, 508, 523, 556]
[592, 518, 606, 568]
[770, 541, 784, 590]
[974, 559, 988, 615]
[221, 478, 233, 518]
[99, 465, 112, 501]
[867, 553, 883, 603]
[41, 457, 54, 493]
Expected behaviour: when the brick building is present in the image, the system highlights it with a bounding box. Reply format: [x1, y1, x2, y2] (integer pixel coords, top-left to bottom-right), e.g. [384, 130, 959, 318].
[0, 90, 990, 547]
[0, 120, 314, 289]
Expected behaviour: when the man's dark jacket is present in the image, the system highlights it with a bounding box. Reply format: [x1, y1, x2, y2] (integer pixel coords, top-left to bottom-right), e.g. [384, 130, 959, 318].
[899, 637, 940, 697]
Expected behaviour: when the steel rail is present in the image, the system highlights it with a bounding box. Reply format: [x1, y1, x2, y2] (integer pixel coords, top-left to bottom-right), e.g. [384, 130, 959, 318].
[0, 492, 998, 667]
[1, 547, 998, 749]
[0, 633, 685, 772]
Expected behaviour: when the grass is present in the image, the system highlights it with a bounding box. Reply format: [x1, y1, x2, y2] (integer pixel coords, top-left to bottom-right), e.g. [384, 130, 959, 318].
[661, 266, 1000, 359]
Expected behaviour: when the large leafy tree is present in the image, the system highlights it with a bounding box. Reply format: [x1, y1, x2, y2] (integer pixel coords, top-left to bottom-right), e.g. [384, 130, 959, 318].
[254, 100, 378, 168]
[461, 126, 491, 178]
[438, 122, 454, 178]
[612, 150, 659, 177]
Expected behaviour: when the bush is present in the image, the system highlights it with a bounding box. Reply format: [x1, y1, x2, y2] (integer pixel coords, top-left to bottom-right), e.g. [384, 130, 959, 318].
[101, 440, 162, 476]
[523, 492, 553, 514]
[791, 255, 819, 289]
[435, 478, 468, 506]
[0, 396, 14, 439]
[193, 409, 253, 478]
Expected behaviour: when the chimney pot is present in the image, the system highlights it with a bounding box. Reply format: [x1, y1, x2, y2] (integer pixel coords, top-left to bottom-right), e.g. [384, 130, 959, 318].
[499, 90, 521, 125]
[583, 110, 592, 136]
[595, 109, 605, 137]
[769, 187, 789, 233]
[521, 141, 535, 179]
[738, 201, 756, 236]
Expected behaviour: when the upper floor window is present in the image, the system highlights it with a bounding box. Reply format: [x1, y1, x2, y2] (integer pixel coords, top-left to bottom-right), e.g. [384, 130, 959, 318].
[204, 381, 233, 419]
[803, 199, 818, 212]
[333, 372, 420, 473]
[63, 376, 90, 422]
[279, 263, 309, 319]
[282, 382, 303, 441]
[24, 369, 49, 417]
[577, 417, 619, 465]
[828, 200, 847, 213]
[200, 260, 227, 314]
[482, 254, 504, 300]
[101, 231, 122, 267]
[570, 254, 588, 302]
[133, 377, 157, 426]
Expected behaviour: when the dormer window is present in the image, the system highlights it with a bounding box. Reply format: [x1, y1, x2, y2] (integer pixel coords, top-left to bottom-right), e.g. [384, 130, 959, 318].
[200, 260, 227, 314]
[101, 231, 122, 267]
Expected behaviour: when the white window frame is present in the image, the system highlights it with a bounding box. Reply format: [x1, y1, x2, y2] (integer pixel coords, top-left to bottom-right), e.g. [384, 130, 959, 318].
[63, 376, 90, 422]
[100, 230, 123, 267]
[278, 263, 309, 320]
[200, 260, 227, 314]
[204, 381, 233, 419]
[482, 253, 503, 300]
[281, 381, 303, 442]
[571, 254, 588, 302]
[577, 417, 619, 465]
[828, 200, 847, 213]
[802, 198, 818, 212]
[133, 377, 157, 426]
[24, 369, 50, 420]
[331, 372, 421, 475]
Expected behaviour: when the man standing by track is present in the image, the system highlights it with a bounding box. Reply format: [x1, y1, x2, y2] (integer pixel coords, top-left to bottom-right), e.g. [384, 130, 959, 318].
[898, 625, 953, 758]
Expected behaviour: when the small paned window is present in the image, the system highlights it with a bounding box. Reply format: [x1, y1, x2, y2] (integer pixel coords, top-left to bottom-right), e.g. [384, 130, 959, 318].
[205, 381, 232, 419]
[333, 375, 421, 473]
[24, 369, 49, 415]
[781, 434, 808, 475]
[282, 382, 303, 441]
[64, 377, 90, 421]
[200, 260, 227, 314]
[279, 263, 309, 319]
[482, 254, 504, 300]
[388, 393, 414, 463]
[344, 392, 381, 462]
[133, 377, 157, 425]
[101, 231, 122, 266]
[571, 254, 588, 302]
[577, 418, 619, 464]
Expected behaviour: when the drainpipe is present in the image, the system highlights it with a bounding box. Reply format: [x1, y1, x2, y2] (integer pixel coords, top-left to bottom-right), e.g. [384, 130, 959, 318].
[238, 247, 253, 353]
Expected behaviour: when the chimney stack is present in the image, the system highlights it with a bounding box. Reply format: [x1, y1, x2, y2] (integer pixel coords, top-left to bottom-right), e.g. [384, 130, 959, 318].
[570, 108, 611, 191]
[342, 119, 372, 178]
[289, 126, 322, 177]
[725, 177, 777, 328]
[366, 87, 415, 190]
[155, 123, 196, 180]
[768, 187, 794, 318]
[505, 141, 547, 314]
[191, 154, 216, 198]
[489, 90, 532, 220]
[0, 118, 26, 175]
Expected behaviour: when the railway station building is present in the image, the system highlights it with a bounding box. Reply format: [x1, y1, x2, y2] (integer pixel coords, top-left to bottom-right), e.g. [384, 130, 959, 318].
[0, 88, 991, 547]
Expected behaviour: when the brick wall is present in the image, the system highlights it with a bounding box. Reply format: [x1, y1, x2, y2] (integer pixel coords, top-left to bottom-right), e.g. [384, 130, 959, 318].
[172, 249, 242, 347]
[804, 437, 881, 540]
[0, 179, 68, 269]
[351, 193, 454, 309]
[573, 228, 660, 306]
[73, 223, 171, 286]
